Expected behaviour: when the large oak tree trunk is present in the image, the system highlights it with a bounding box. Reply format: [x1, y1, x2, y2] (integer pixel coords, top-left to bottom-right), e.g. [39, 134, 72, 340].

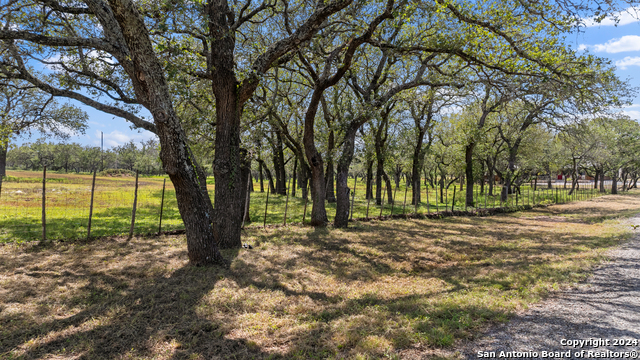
[258, 161, 265, 192]
[103, 0, 225, 265]
[0, 143, 7, 178]
[325, 158, 336, 203]
[272, 130, 286, 195]
[209, 0, 244, 249]
[375, 157, 384, 205]
[303, 91, 328, 226]
[365, 160, 374, 199]
[411, 130, 426, 205]
[240, 151, 251, 223]
[334, 125, 359, 228]
[465, 143, 475, 207]
[500, 146, 519, 202]
[211, 81, 243, 249]
[325, 128, 336, 203]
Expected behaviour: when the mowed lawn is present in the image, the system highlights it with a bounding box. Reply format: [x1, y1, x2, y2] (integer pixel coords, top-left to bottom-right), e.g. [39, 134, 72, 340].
[1, 193, 639, 359]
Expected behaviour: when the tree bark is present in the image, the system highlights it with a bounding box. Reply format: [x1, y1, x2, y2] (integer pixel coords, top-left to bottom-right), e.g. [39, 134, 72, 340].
[324, 117, 336, 202]
[375, 156, 384, 205]
[411, 127, 427, 205]
[272, 129, 287, 195]
[0, 143, 7, 178]
[334, 122, 361, 228]
[465, 143, 475, 207]
[89, 0, 226, 264]
[292, 157, 297, 197]
[366, 159, 374, 199]
[258, 161, 264, 192]
[500, 144, 519, 202]
[207, 0, 244, 249]
[303, 90, 328, 226]
[325, 157, 336, 203]
[240, 150, 251, 223]
[383, 172, 393, 204]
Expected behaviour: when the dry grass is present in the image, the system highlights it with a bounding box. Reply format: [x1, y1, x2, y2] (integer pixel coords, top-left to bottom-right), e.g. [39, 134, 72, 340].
[1, 192, 640, 359]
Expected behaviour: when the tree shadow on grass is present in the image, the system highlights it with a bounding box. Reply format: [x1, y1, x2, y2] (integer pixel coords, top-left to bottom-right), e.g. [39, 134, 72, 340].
[2, 195, 639, 359]
[0, 242, 264, 360]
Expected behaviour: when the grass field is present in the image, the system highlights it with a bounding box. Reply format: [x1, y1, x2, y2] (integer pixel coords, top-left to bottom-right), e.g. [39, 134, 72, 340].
[1, 192, 638, 359]
[0, 170, 603, 243]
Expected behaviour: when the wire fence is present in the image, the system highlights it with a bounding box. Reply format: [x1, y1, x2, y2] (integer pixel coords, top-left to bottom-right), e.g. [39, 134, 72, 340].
[0, 170, 618, 243]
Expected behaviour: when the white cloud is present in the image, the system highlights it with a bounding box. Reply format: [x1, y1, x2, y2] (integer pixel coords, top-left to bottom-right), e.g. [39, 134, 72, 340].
[622, 110, 640, 119]
[584, 6, 640, 27]
[590, 35, 640, 53]
[94, 129, 157, 148]
[616, 56, 640, 69]
[577, 44, 588, 51]
[619, 104, 640, 120]
[97, 130, 131, 147]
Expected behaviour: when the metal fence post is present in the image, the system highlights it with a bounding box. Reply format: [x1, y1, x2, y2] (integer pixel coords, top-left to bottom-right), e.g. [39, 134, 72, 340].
[283, 177, 291, 226]
[87, 169, 97, 240]
[128, 170, 139, 240]
[41, 166, 46, 243]
[158, 178, 166, 233]
[365, 179, 372, 219]
[379, 182, 387, 217]
[451, 186, 456, 212]
[402, 185, 408, 215]
[350, 176, 356, 220]
[264, 185, 271, 227]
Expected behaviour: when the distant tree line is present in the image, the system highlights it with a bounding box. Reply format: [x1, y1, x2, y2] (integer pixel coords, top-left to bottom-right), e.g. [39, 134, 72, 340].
[6, 139, 162, 175]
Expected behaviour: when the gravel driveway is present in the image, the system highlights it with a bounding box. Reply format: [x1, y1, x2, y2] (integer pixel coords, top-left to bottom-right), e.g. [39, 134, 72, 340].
[459, 219, 640, 360]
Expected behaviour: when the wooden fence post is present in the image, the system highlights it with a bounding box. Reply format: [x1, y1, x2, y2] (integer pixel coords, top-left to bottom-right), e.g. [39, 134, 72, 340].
[445, 185, 448, 212]
[426, 185, 430, 214]
[402, 185, 408, 215]
[242, 172, 251, 229]
[41, 166, 46, 243]
[484, 188, 487, 209]
[87, 169, 97, 240]
[414, 180, 419, 215]
[365, 179, 372, 219]
[350, 175, 357, 220]
[379, 182, 386, 217]
[128, 170, 139, 240]
[391, 185, 398, 215]
[158, 178, 166, 233]
[451, 186, 456, 212]
[302, 183, 310, 223]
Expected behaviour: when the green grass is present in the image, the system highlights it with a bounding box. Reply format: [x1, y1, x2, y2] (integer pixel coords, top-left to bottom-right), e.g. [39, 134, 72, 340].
[0, 170, 608, 243]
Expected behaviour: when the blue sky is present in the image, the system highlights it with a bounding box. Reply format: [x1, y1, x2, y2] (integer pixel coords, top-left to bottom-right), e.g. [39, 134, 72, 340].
[14, 6, 640, 149]
[572, 6, 640, 120]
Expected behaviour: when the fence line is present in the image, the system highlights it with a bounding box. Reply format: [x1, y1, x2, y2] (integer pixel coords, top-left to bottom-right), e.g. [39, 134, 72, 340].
[0, 172, 627, 243]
